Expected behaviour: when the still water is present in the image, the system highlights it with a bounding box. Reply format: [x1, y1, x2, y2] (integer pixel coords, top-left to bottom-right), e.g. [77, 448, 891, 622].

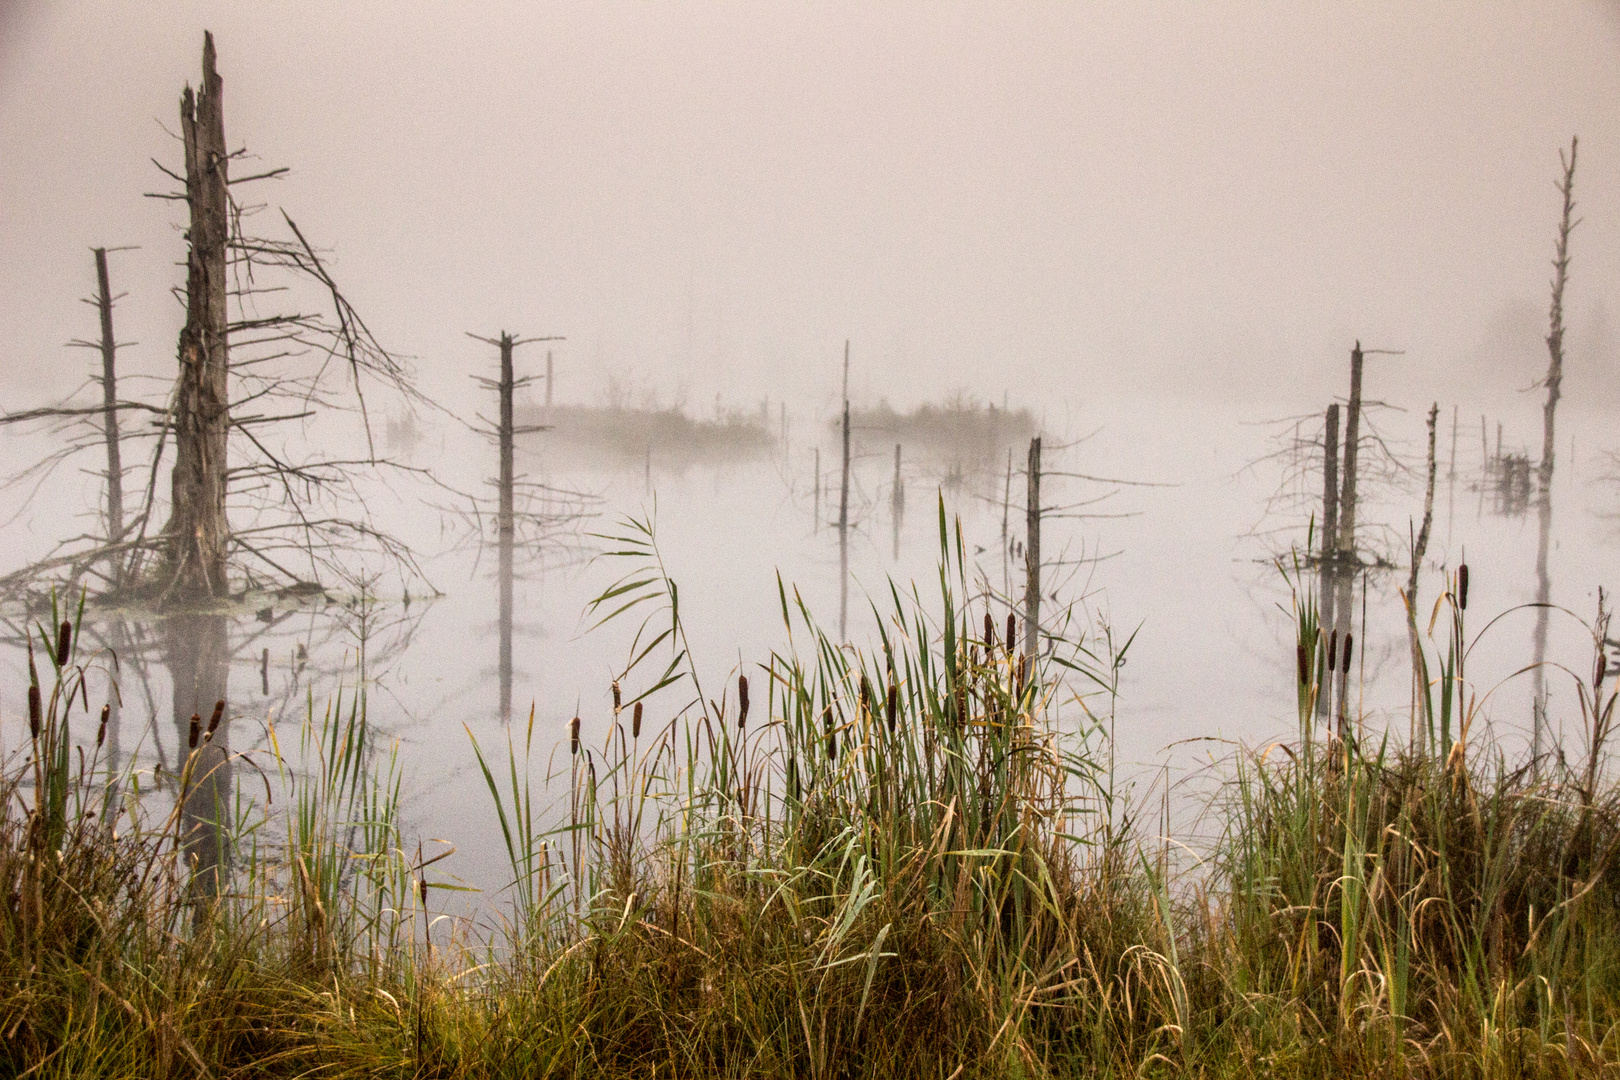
[2, 391, 1614, 919]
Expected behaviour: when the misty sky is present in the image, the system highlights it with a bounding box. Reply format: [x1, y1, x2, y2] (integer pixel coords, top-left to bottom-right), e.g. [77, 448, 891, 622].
[3, 2, 1618, 417]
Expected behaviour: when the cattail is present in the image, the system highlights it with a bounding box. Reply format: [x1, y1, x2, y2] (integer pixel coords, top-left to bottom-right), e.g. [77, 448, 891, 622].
[28, 685, 41, 740]
[886, 681, 898, 733]
[206, 699, 224, 738]
[1342, 632, 1354, 671]
[858, 674, 871, 718]
[1458, 564, 1470, 611]
[418, 874, 428, 908]
[984, 612, 995, 650]
[1327, 630, 1339, 673]
[738, 674, 750, 728]
[1006, 614, 1016, 654]
[570, 716, 581, 755]
[632, 700, 643, 738]
[823, 704, 837, 760]
[969, 643, 978, 669]
[1296, 642, 1309, 689]
[612, 680, 621, 714]
[188, 713, 201, 749]
[96, 704, 109, 748]
[55, 620, 72, 667]
[1016, 654, 1028, 699]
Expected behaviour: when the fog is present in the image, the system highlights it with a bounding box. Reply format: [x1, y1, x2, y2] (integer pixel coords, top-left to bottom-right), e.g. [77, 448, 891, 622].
[2, 4, 1618, 908]
[4, 2, 1619, 413]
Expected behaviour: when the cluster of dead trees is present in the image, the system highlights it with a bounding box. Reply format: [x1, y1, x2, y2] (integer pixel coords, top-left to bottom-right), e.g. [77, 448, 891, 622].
[0, 34, 527, 612]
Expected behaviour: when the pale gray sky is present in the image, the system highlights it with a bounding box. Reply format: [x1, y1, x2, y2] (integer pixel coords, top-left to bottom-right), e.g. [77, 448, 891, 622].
[3, 1, 1618, 415]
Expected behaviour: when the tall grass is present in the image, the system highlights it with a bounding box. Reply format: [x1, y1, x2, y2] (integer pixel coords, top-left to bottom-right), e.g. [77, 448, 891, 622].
[3, 524, 1619, 1076]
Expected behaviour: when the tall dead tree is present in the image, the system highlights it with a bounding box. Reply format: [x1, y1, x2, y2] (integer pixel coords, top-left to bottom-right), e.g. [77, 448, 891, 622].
[1024, 436, 1042, 660]
[93, 249, 125, 568]
[1532, 137, 1579, 766]
[164, 32, 232, 602]
[891, 443, 903, 561]
[1316, 403, 1339, 720]
[1407, 403, 1439, 751]
[469, 330, 562, 723]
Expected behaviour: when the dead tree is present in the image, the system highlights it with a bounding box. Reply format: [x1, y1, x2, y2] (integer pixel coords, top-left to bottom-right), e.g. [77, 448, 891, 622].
[164, 32, 232, 602]
[1533, 137, 1579, 766]
[1024, 436, 1041, 659]
[1407, 403, 1439, 751]
[468, 331, 568, 724]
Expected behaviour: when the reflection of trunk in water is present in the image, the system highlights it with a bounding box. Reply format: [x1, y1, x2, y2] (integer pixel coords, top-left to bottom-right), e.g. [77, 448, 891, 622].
[168, 612, 232, 906]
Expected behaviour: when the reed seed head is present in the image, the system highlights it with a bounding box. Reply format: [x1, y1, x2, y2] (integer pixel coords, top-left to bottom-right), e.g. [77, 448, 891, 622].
[1459, 564, 1470, 611]
[632, 700, 643, 738]
[738, 674, 750, 728]
[570, 716, 581, 755]
[188, 713, 201, 749]
[97, 704, 109, 748]
[27, 685, 41, 740]
[55, 620, 72, 668]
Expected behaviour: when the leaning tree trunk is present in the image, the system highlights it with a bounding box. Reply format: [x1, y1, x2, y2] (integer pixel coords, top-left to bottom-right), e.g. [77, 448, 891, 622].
[164, 32, 231, 602]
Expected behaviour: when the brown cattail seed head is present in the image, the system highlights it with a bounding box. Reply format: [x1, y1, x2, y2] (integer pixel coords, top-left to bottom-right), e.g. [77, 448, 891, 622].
[55, 620, 72, 668]
[206, 699, 225, 736]
[570, 716, 581, 755]
[632, 700, 643, 738]
[97, 704, 109, 748]
[419, 875, 428, 908]
[1342, 632, 1354, 670]
[984, 612, 995, 650]
[886, 681, 898, 733]
[188, 713, 201, 749]
[27, 685, 41, 740]
[1296, 642, 1309, 689]
[1327, 630, 1339, 673]
[738, 674, 750, 728]
[1458, 564, 1470, 611]
[858, 674, 871, 717]
[1006, 614, 1016, 654]
[612, 680, 621, 713]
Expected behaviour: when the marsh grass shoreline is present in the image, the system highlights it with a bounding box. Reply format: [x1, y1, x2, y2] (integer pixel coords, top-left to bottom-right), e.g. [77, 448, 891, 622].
[3, 519, 1619, 1078]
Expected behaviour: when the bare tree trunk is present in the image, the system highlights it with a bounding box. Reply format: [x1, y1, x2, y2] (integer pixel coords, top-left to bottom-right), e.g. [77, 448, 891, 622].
[1408, 403, 1439, 751]
[1317, 403, 1339, 721]
[545, 349, 554, 410]
[93, 249, 125, 561]
[164, 33, 231, 602]
[1024, 436, 1041, 661]
[499, 333, 515, 724]
[1334, 343, 1365, 641]
[839, 341, 851, 642]
[1533, 136, 1578, 768]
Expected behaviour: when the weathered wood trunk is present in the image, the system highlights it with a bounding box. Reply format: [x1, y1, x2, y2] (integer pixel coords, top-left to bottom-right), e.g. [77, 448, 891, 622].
[93, 248, 124, 582]
[164, 33, 231, 601]
[1333, 343, 1364, 640]
[1316, 403, 1339, 720]
[1024, 436, 1041, 661]
[1532, 137, 1577, 768]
